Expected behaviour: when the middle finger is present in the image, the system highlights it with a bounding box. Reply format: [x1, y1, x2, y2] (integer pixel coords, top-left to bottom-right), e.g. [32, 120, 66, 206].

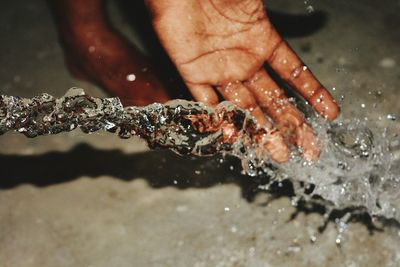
[216, 81, 290, 163]
[245, 69, 320, 160]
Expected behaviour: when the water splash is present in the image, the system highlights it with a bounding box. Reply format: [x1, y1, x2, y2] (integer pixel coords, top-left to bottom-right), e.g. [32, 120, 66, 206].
[0, 88, 275, 176]
[0, 88, 399, 222]
[282, 116, 400, 221]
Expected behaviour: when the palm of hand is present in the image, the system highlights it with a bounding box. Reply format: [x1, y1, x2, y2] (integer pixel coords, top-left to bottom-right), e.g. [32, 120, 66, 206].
[151, 0, 274, 85]
[148, 0, 339, 162]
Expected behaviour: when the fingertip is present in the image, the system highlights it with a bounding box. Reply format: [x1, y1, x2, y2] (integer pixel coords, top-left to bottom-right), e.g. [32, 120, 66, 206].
[261, 130, 290, 163]
[303, 143, 320, 161]
[186, 83, 219, 106]
[310, 89, 340, 120]
[273, 151, 291, 163]
[324, 101, 340, 121]
[296, 123, 320, 161]
[316, 100, 340, 121]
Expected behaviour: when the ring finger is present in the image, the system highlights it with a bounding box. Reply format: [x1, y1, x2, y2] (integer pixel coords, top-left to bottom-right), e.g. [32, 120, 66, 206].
[216, 80, 290, 163]
[245, 69, 320, 160]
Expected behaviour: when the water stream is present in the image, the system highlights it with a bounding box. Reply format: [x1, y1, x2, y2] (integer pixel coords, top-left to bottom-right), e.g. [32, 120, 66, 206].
[1, 88, 399, 222]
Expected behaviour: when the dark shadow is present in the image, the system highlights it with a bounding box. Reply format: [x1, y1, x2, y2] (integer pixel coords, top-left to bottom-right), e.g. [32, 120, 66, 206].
[0, 143, 398, 233]
[259, 181, 400, 235]
[288, 199, 383, 235]
[268, 10, 328, 38]
[0, 143, 263, 200]
[0, 144, 220, 188]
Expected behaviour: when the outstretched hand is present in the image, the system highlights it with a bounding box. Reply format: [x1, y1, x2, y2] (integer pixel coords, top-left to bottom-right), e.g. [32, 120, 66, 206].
[147, 0, 339, 162]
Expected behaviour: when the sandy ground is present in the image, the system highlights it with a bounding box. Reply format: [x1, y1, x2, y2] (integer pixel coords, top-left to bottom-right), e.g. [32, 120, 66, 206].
[0, 0, 399, 266]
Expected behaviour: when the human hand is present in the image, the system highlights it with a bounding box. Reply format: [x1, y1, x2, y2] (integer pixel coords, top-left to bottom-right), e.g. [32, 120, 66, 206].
[147, 0, 339, 162]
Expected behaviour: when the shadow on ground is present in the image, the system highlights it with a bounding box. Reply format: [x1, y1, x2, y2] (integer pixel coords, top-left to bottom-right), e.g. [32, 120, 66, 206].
[1, 143, 398, 232]
[0, 143, 265, 199]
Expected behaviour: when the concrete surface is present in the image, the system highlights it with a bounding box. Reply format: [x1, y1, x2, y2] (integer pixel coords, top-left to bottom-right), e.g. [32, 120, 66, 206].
[0, 0, 399, 266]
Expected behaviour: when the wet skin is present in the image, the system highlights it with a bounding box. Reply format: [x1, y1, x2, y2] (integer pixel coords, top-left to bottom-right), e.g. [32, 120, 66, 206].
[56, 0, 339, 163]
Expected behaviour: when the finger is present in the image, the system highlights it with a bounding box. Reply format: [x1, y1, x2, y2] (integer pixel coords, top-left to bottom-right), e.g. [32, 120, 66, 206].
[245, 69, 320, 161]
[216, 81, 290, 163]
[216, 81, 271, 128]
[259, 128, 291, 164]
[296, 122, 320, 161]
[265, 29, 339, 120]
[185, 82, 219, 106]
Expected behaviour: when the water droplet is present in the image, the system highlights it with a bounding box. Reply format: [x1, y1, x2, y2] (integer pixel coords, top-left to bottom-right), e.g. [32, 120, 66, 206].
[379, 57, 396, 68]
[2, 88, 400, 224]
[126, 74, 136, 82]
[176, 205, 187, 212]
[387, 114, 397, 121]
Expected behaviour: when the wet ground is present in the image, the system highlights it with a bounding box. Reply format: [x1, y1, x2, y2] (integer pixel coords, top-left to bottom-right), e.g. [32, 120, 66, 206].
[0, 0, 400, 266]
